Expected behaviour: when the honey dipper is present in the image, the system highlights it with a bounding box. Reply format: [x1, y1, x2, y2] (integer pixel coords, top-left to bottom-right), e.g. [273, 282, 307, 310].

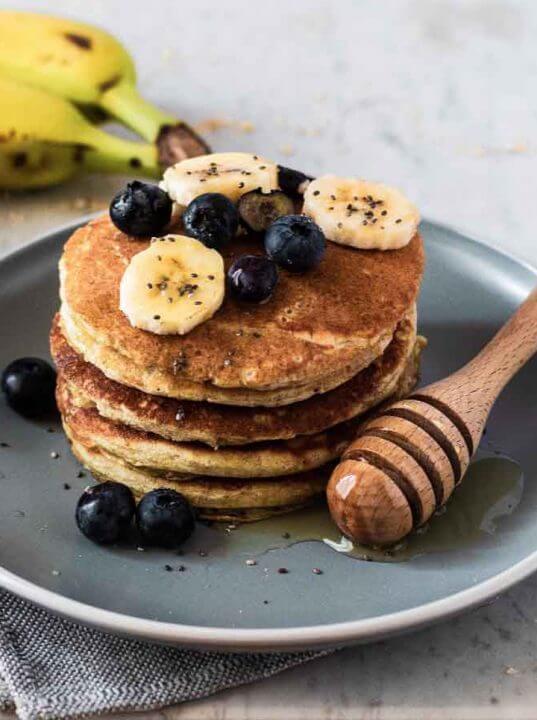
[327, 287, 537, 547]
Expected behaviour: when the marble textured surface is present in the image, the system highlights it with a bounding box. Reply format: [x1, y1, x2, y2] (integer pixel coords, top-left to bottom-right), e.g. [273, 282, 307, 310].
[1, 1, 537, 718]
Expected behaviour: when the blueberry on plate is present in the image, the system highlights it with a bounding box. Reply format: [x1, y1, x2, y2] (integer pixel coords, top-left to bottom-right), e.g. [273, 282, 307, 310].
[182, 193, 239, 250]
[76, 481, 136, 545]
[110, 181, 172, 237]
[136, 488, 195, 548]
[227, 255, 279, 303]
[277, 166, 313, 197]
[238, 190, 294, 233]
[1, 357, 57, 418]
[265, 215, 326, 272]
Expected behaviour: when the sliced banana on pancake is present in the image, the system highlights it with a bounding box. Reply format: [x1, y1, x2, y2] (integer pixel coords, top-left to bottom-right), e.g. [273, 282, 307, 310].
[119, 235, 224, 335]
[303, 175, 420, 250]
[160, 152, 279, 206]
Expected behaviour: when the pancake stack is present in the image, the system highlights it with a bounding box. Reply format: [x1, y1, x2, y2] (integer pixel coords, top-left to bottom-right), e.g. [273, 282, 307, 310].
[52, 205, 425, 522]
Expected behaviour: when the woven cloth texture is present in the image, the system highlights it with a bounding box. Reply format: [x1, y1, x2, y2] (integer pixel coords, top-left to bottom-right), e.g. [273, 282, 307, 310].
[0, 591, 327, 720]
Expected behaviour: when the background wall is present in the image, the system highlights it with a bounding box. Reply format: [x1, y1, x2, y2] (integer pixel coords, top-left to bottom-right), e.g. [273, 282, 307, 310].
[2, 0, 536, 264]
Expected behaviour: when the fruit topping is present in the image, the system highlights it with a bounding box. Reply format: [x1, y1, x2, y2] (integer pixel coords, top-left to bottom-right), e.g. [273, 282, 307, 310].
[119, 234, 225, 335]
[110, 181, 172, 237]
[75, 481, 136, 545]
[227, 255, 279, 303]
[136, 488, 195, 548]
[183, 192, 239, 250]
[1, 357, 57, 417]
[264, 215, 326, 273]
[160, 152, 279, 206]
[303, 175, 420, 250]
[238, 189, 294, 233]
[277, 165, 313, 197]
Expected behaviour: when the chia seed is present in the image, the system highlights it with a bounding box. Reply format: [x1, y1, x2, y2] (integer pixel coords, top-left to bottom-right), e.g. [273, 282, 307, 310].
[173, 353, 188, 373]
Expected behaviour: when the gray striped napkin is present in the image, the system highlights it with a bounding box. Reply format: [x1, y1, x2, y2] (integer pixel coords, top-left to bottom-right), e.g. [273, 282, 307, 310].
[0, 591, 328, 720]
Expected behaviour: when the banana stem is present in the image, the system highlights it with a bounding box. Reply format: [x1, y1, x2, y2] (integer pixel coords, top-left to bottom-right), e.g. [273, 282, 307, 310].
[82, 125, 160, 178]
[99, 82, 176, 142]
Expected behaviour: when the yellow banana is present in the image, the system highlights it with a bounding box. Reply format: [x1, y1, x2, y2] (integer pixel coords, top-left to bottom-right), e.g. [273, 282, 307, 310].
[0, 76, 159, 190]
[0, 11, 209, 161]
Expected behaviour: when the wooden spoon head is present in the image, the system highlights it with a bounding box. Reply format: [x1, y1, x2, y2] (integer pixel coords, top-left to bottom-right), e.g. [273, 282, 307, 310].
[327, 394, 474, 546]
[327, 458, 413, 546]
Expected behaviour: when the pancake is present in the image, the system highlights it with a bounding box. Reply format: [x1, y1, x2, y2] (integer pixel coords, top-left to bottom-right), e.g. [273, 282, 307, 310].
[59, 214, 424, 405]
[67, 435, 328, 523]
[58, 378, 361, 477]
[57, 333, 421, 479]
[51, 307, 419, 447]
[60, 302, 387, 407]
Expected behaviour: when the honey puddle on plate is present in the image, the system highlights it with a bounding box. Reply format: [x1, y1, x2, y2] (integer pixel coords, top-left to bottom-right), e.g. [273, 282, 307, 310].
[199, 452, 523, 563]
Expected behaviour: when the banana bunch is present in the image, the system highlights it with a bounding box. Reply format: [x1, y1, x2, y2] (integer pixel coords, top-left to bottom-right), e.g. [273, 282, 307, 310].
[0, 11, 208, 190]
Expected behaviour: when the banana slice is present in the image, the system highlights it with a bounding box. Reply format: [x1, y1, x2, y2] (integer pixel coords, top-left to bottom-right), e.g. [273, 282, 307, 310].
[160, 152, 279, 206]
[303, 175, 420, 250]
[119, 235, 224, 335]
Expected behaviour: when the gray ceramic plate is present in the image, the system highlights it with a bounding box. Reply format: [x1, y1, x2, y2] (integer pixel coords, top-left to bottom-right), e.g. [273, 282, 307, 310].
[0, 219, 536, 652]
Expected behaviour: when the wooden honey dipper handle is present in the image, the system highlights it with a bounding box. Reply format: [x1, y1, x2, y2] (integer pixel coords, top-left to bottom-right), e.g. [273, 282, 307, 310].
[327, 287, 537, 547]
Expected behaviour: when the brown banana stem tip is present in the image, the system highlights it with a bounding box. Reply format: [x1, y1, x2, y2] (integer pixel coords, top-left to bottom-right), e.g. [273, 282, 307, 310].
[156, 123, 211, 167]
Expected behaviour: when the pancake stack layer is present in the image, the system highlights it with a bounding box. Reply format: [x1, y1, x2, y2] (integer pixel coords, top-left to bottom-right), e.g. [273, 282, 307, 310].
[52, 215, 425, 521]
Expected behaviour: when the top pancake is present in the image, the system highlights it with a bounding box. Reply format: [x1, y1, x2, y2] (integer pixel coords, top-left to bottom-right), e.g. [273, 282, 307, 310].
[59, 214, 424, 405]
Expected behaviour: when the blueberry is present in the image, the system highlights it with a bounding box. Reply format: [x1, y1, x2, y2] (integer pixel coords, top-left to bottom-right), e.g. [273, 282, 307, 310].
[277, 166, 313, 197]
[227, 255, 279, 303]
[136, 488, 195, 548]
[110, 181, 172, 237]
[182, 193, 239, 250]
[238, 190, 294, 233]
[264, 215, 326, 272]
[76, 481, 136, 545]
[1, 357, 57, 418]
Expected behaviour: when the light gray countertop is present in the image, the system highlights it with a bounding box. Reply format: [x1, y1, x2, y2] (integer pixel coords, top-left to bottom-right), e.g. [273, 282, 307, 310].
[1, 1, 537, 718]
